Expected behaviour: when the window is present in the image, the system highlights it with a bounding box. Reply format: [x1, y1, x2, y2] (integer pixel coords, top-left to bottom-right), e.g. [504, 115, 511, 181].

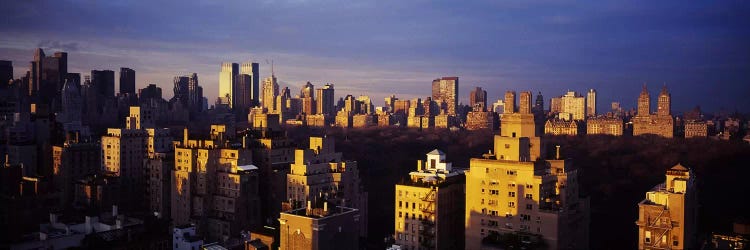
[645, 231, 651, 243]
[490, 190, 499, 195]
[504, 144, 510, 149]
[399, 201, 402, 208]
[508, 202, 515, 208]
[399, 212, 402, 218]
[509, 192, 516, 197]
[525, 194, 533, 199]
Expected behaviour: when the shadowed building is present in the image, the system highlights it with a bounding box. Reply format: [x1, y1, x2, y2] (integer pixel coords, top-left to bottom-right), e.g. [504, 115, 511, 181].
[393, 150, 465, 250]
[636, 164, 697, 250]
[119, 68, 135, 95]
[278, 205, 360, 250]
[431, 77, 459, 115]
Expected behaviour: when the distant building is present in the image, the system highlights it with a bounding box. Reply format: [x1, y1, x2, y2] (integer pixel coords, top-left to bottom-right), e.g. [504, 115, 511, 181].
[0, 60, 12, 85]
[587, 117, 624, 136]
[316, 84, 335, 116]
[119, 67, 135, 95]
[636, 164, 697, 250]
[352, 114, 376, 128]
[431, 77, 459, 115]
[684, 120, 708, 138]
[91, 69, 115, 98]
[632, 85, 674, 138]
[465, 111, 497, 131]
[218, 62, 239, 107]
[278, 205, 360, 250]
[393, 150, 465, 250]
[545, 119, 580, 136]
[52, 134, 100, 207]
[262, 75, 279, 113]
[586, 89, 596, 117]
[470, 87, 487, 112]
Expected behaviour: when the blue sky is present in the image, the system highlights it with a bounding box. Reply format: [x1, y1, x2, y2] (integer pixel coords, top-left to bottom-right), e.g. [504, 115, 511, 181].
[1, 0, 749, 113]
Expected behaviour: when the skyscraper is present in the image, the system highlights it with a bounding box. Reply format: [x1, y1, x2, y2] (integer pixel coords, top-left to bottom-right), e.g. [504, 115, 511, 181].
[638, 85, 650, 116]
[91, 70, 115, 97]
[586, 89, 596, 117]
[560, 91, 586, 121]
[657, 85, 671, 116]
[469, 87, 487, 112]
[218, 62, 239, 107]
[519, 91, 532, 114]
[533, 92, 544, 114]
[636, 164, 697, 249]
[186, 73, 203, 112]
[0, 60, 12, 86]
[504, 91, 516, 114]
[240, 62, 260, 104]
[316, 84, 335, 116]
[262, 75, 279, 112]
[633, 85, 674, 137]
[300, 82, 315, 115]
[431, 77, 459, 115]
[119, 68, 135, 95]
[173, 76, 189, 106]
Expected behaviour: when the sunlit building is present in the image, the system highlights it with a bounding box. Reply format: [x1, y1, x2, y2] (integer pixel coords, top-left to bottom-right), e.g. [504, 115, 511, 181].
[278, 204, 360, 250]
[393, 150, 465, 250]
[466, 91, 589, 249]
[586, 117, 624, 136]
[636, 164, 697, 250]
[632, 85, 674, 138]
[218, 62, 238, 106]
[285, 136, 368, 238]
[544, 119, 580, 136]
[431, 77, 459, 115]
[684, 120, 708, 138]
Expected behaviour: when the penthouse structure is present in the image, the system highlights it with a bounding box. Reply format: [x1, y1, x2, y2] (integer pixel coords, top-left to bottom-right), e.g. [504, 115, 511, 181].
[393, 150, 465, 250]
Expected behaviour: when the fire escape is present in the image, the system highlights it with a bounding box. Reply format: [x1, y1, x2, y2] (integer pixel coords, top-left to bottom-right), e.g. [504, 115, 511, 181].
[420, 187, 436, 250]
[647, 208, 673, 250]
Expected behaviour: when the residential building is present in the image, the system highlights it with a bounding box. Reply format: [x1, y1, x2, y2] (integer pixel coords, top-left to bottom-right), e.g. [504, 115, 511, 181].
[470, 87, 488, 112]
[587, 117, 624, 136]
[635, 164, 697, 250]
[393, 150, 465, 250]
[544, 119, 580, 136]
[684, 121, 708, 138]
[586, 89, 596, 117]
[632, 85, 674, 138]
[278, 205, 360, 250]
[431, 77, 459, 115]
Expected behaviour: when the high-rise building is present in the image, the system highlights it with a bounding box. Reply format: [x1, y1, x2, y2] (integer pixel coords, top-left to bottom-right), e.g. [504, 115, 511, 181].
[262, 75, 279, 112]
[465, 96, 589, 249]
[173, 75, 190, 106]
[29, 49, 68, 101]
[393, 149, 465, 250]
[519, 91, 532, 114]
[533, 92, 544, 114]
[119, 68, 135, 95]
[60, 79, 82, 123]
[586, 89, 596, 117]
[241, 62, 260, 104]
[559, 91, 586, 121]
[285, 136, 368, 237]
[316, 84, 335, 116]
[91, 70, 115, 98]
[219, 62, 239, 106]
[53, 134, 100, 207]
[636, 164, 697, 250]
[633, 85, 674, 137]
[504, 91, 516, 114]
[186, 73, 203, 112]
[172, 126, 261, 241]
[431, 77, 459, 115]
[101, 127, 148, 212]
[300, 82, 316, 115]
[279, 205, 360, 250]
[234, 74, 253, 112]
[550, 97, 562, 114]
[470, 87, 488, 112]
[0, 60, 12, 85]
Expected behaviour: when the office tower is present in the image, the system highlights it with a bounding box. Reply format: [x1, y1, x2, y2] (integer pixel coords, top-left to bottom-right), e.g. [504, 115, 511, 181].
[60, 79, 82, 123]
[431, 77, 459, 115]
[234, 73, 253, 112]
[384, 95, 397, 113]
[586, 89, 596, 117]
[465, 94, 589, 249]
[316, 84, 335, 116]
[173, 75, 190, 106]
[285, 136, 368, 237]
[28, 49, 67, 101]
[241, 62, 260, 103]
[533, 92, 544, 114]
[559, 91, 586, 121]
[636, 164, 697, 250]
[187, 73, 203, 112]
[279, 205, 360, 250]
[52, 134, 100, 207]
[393, 150, 465, 250]
[172, 126, 261, 241]
[633, 85, 674, 137]
[470, 87, 488, 112]
[138, 84, 163, 100]
[519, 91, 532, 114]
[300, 82, 316, 115]
[357, 95, 374, 114]
[262, 75, 279, 112]
[219, 62, 239, 106]
[119, 68, 135, 95]
[0, 60, 12, 86]
[504, 91, 516, 114]
[91, 70, 115, 97]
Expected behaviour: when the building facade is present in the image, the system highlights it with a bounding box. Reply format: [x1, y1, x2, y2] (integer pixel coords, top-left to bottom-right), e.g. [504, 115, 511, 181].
[632, 85, 674, 138]
[586, 117, 624, 136]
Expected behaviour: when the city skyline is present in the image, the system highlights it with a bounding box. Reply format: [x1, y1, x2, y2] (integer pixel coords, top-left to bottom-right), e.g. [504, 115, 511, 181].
[1, 1, 749, 113]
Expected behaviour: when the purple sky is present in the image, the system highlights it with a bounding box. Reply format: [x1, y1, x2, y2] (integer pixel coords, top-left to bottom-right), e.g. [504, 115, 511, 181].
[1, 0, 749, 113]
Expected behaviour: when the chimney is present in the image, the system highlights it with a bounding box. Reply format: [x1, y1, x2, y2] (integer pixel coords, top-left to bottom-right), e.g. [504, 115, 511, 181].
[324, 202, 328, 214]
[555, 145, 561, 160]
[183, 128, 189, 145]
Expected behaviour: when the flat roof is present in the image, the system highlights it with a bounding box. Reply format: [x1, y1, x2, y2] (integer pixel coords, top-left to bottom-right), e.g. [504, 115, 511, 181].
[238, 164, 259, 171]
